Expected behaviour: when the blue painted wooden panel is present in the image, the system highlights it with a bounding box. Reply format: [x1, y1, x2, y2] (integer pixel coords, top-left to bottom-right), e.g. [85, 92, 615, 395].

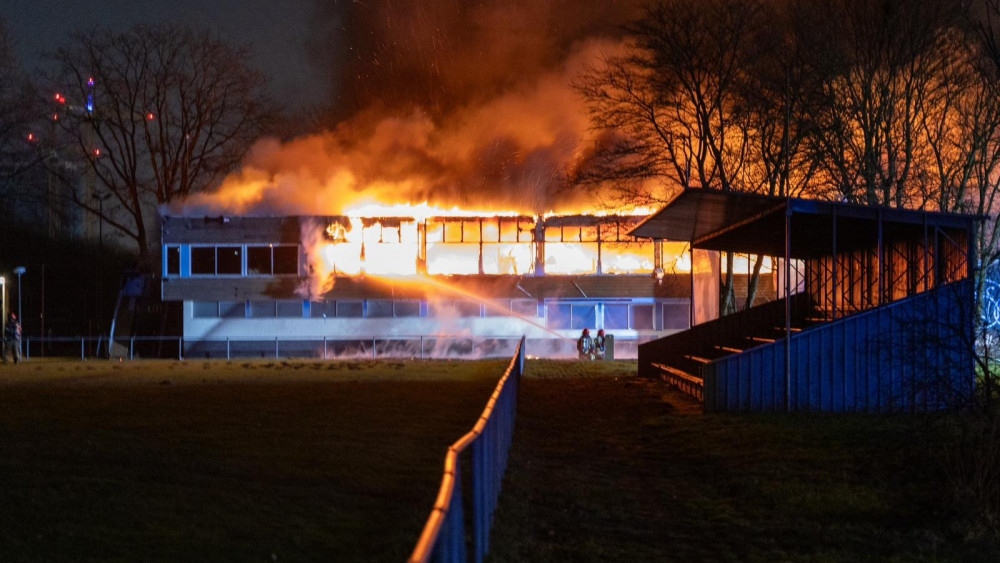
[704, 280, 974, 413]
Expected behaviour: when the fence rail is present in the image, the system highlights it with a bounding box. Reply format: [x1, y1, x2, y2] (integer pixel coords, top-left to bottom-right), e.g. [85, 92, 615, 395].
[16, 334, 634, 361]
[409, 335, 526, 563]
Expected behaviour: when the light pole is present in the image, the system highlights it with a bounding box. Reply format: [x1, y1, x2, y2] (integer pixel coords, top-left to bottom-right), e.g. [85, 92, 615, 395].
[0, 275, 5, 323]
[13, 266, 25, 323]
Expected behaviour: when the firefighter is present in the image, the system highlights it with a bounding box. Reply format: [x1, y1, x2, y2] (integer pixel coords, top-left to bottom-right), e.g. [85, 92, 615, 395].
[577, 328, 594, 360]
[3, 312, 21, 364]
[593, 329, 607, 360]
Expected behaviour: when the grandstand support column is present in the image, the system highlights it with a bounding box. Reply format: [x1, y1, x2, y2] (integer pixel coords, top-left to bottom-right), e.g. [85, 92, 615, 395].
[832, 208, 839, 320]
[785, 207, 792, 412]
[877, 209, 885, 306]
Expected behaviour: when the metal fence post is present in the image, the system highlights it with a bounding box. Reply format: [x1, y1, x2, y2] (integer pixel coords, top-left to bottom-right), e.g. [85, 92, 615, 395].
[178, 337, 183, 361]
[275, 337, 279, 359]
[372, 337, 377, 360]
[80, 338, 85, 361]
[130, 337, 135, 360]
[226, 338, 231, 362]
[323, 336, 328, 360]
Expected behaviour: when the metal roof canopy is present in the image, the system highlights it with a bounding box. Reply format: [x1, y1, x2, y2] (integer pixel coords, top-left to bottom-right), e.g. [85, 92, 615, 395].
[629, 189, 975, 258]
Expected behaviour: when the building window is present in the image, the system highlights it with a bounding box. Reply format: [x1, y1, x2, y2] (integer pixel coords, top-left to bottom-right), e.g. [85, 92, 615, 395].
[276, 300, 303, 318]
[191, 247, 216, 275]
[483, 300, 512, 317]
[310, 301, 331, 318]
[336, 301, 364, 318]
[546, 303, 572, 329]
[192, 301, 218, 318]
[273, 246, 298, 275]
[219, 301, 245, 318]
[367, 300, 394, 318]
[662, 303, 690, 330]
[249, 301, 276, 318]
[165, 246, 181, 277]
[631, 304, 654, 330]
[394, 300, 421, 317]
[511, 299, 537, 318]
[604, 304, 629, 330]
[571, 304, 597, 330]
[217, 246, 242, 275]
[247, 246, 272, 275]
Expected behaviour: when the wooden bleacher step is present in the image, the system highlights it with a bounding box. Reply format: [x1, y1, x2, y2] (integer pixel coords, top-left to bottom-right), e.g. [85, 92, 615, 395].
[747, 336, 776, 344]
[652, 363, 703, 385]
[714, 345, 743, 354]
[684, 354, 711, 364]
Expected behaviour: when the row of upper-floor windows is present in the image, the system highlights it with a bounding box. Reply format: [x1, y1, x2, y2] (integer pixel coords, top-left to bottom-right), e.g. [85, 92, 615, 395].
[165, 245, 299, 277]
[190, 299, 690, 331]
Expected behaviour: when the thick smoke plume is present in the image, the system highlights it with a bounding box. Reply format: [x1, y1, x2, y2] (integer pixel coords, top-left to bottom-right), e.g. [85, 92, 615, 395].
[178, 1, 645, 217]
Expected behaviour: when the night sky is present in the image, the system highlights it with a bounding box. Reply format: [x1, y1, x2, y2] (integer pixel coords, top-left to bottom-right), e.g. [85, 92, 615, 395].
[5, 0, 330, 109]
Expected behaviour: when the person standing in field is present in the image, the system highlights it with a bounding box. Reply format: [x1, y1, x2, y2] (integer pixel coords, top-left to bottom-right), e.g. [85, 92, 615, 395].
[577, 328, 594, 360]
[3, 312, 21, 364]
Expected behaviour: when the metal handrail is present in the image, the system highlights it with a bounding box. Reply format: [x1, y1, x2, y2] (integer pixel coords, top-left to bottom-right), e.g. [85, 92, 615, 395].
[409, 335, 526, 563]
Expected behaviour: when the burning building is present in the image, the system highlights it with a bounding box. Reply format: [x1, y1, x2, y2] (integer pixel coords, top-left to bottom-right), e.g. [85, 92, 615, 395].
[159, 210, 714, 359]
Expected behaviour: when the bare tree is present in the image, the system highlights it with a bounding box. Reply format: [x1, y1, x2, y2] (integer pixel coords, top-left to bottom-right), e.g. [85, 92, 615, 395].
[45, 24, 278, 266]
[803, 0, 966, 207]
[578, 0, 767, 314]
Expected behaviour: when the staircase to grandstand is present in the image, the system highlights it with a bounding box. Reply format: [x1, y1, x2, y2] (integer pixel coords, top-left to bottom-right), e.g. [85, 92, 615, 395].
[639, 293, 811, 401]
[639, 281, 973, 413]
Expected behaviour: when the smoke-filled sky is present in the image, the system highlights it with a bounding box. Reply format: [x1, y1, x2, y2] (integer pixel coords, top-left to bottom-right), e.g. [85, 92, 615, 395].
[9, 0, 650, 216]
[189, 0, 650, 216]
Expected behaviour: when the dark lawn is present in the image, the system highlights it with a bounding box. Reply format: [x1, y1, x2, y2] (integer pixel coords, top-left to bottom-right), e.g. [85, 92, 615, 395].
[3, 358, 997, 562]
[489, 363, 999, 563]
[0, 359, 506, 562]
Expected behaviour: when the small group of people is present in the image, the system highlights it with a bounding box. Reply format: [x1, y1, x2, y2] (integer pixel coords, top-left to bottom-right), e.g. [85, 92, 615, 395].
[3, 312, 21, 364]
[576, 328, 608, 360]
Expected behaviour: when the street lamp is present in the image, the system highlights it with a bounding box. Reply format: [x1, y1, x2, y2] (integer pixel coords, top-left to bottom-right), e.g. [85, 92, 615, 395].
[13, 267, 25, 322]
[0, 275, 5, 323]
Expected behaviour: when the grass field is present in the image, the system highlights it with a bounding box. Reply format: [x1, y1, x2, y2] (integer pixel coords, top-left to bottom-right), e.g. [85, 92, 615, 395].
[488, 365, 999, 562]
[0, 359, 506, 562]
[2, 359, 997, 562]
